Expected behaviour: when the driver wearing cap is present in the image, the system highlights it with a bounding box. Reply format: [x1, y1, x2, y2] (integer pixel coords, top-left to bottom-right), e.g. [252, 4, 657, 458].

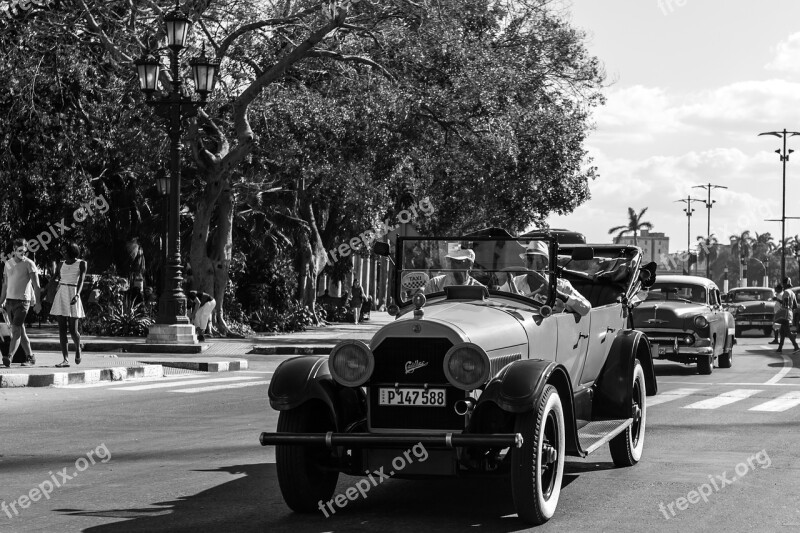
[421, 248, 484, 294]
[498, 240, 591, 316]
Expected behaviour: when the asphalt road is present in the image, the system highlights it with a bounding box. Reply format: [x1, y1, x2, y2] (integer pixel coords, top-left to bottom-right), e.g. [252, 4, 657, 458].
[3, 333, 800, 532]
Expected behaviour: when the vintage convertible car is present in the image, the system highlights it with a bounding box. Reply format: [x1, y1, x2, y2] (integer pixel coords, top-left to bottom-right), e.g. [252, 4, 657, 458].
[632, 275, 735, 374]
[259, 235, 658, 525]
[723, 287, 776, 337]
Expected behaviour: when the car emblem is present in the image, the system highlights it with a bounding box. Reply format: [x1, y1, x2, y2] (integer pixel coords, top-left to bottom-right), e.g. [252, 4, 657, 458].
[405, 360, 428, 374]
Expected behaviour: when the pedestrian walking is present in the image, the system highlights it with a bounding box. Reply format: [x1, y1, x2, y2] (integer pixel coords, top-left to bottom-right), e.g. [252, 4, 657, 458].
[0, 238, 42, 367]
[50, 242, 87, 367]
[773, 283, 800, 354]
[349, 280, 365, 324]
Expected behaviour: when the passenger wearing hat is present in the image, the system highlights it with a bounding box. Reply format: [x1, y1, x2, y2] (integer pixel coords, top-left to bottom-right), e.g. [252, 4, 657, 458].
[421, 248, 483, 294]
[498, 240, 591, 316]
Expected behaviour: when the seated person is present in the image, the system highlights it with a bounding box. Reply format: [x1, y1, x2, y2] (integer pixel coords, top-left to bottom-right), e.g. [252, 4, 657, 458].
[690, 286, 706, 304]
[498, 241, 591, 316]
[421, 249, 484, 294]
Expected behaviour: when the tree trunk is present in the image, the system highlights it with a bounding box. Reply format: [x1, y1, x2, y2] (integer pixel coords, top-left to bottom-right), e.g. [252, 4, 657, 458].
[296, 196, 328, 325]
[210, 185, 239, 337]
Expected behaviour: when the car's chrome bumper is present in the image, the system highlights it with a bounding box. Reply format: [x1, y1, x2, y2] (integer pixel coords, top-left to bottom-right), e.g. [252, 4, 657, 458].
[259, 431, 523, 448]
[735, 319, 772, 327]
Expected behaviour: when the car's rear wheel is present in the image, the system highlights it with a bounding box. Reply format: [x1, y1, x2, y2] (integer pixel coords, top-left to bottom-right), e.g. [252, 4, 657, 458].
[735, 326, 742, 337]
[609, 360, 646, 467]
[697, 353, 713, 375]
[511, 384, 565, 525]
[276, 402, 339, 512]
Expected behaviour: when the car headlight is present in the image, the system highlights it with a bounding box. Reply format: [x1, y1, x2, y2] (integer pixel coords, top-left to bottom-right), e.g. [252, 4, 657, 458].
[329, 340, 374, 387]
[443, 343, 490, 391]
[694, 316, 709, 329]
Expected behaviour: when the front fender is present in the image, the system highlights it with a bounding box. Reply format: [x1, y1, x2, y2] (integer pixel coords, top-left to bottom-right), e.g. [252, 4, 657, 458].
[593, 330, 657, 420]
[268, 355, 365, 430]
[477, 359, 581, 455]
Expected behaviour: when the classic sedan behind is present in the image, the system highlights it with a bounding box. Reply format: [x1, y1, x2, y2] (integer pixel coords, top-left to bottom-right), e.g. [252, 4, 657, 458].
[632, 275, 735, 374]
[723, 287, 776, 337]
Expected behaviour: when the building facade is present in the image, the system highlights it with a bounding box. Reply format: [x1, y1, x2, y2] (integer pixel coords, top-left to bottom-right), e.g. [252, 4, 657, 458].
[615, 230, 670, 263]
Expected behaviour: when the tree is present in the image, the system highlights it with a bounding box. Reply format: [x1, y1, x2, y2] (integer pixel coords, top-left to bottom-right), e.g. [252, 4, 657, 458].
[696, 233, 719, 274]
[729, 231, 752, 286]
[608, 207, 653, 246]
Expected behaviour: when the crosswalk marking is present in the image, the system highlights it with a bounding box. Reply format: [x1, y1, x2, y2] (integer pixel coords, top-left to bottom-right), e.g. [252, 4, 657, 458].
[171, 381, 269, 393]
[684, 389, 761, 410]
[113, 376, 260, 391]
[749, 391, 800, 412]
[648, 388, 702, 406]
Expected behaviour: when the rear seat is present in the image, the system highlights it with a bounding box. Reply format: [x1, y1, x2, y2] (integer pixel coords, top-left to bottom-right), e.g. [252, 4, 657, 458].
[563, 260, 630, 308]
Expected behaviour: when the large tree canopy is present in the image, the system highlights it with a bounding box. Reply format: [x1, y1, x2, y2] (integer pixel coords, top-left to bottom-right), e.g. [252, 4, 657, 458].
[0, 0, 605, 329]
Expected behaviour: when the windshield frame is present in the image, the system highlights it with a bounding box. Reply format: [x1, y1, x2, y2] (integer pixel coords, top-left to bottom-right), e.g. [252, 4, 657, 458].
[394, 235, 558, 308]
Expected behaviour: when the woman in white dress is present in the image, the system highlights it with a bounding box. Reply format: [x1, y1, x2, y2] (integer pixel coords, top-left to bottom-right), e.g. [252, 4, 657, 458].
[51, 242, 86, 367]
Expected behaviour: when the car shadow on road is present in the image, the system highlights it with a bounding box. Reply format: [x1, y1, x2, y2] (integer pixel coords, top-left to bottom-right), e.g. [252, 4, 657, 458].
[652, 362, 700, 376]
[68, 461, 597, 532]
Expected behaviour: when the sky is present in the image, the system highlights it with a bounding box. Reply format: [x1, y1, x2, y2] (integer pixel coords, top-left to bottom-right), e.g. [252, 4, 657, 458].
[547, 0, 800, 253]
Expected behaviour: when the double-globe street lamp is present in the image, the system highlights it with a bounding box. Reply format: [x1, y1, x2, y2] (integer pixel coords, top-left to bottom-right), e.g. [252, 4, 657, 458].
[759, 129, 800, 283]
[675, 195, 704, 275]
[692, 182, 728, 280]
[134, 1, 219, 343]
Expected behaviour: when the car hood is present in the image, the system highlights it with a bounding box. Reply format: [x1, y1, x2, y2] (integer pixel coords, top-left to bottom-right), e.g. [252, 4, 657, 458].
[372, 301, 528, 352]
[632, 301, 705, 329]
[727, 300, 775, 313]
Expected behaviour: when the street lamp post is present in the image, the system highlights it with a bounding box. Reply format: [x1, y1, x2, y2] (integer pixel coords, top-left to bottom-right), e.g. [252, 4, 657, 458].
[750, 257, 769, 287]
[692, 183, 728, 280]
[675, 195, 704, 275]
[134, 1, 219, 344]
[759, 129, 800, 282]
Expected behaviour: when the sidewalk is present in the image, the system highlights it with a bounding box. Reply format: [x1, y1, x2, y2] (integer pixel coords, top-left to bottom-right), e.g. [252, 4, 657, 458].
[0, 313, 392, 387]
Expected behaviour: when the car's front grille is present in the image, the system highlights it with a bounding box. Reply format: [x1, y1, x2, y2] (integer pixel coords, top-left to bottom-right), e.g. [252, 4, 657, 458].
[368, 337, 464, 431]
[640, 329, 696, 345]
[738, 313, 772, 321]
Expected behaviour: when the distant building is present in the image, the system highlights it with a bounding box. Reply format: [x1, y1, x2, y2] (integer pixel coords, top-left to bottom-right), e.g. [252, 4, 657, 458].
[615, 230, 670, 263]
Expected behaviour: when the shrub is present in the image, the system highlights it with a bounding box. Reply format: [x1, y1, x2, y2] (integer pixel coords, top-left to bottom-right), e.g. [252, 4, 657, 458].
[249, 300, 315, 333]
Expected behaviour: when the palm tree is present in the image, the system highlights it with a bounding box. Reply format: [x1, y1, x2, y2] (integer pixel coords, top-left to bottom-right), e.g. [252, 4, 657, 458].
[697, 233, 719, 278]
[608, 207, 654, 246]
[730, 231, 752, 286]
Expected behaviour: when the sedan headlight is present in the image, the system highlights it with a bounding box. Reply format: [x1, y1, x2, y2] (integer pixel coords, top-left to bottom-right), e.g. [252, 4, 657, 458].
[329, 340, 374, 387]
[443, 343, 490, 391]
[694, 316, 709, 329]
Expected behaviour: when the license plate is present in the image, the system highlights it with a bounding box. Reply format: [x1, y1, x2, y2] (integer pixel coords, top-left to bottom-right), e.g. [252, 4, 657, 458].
[379, 387, 446, 407]
[651, 344, 667, 358]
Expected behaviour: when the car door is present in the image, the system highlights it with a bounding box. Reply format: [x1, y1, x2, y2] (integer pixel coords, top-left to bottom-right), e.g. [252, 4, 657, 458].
[555, 312, 591, 389]
[579, 303, 626, 387]
[708, 288, 726, 354]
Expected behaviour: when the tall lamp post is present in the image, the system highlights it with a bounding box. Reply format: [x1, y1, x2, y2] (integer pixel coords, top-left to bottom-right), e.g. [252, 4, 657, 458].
[759, 129, 800, 282]
[134, 1, 219, 343]
[692, 183, 728, 279]
[675, 195, 704, 275]
[155, 171, 170, 297]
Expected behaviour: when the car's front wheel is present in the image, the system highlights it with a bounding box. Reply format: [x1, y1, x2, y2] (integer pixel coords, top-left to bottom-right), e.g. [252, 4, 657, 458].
[275, 402, 339, 512]
[609, 360, 646, 467]
[719, 335, 733, 368]
[511, 384, 565, 525]
[697, 353, 713, 375]
[763, 327, 773, 337]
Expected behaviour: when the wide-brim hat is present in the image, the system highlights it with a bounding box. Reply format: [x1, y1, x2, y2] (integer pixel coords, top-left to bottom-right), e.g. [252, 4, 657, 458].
[520, 240, 549, 260]
[445, 249, 476, 262]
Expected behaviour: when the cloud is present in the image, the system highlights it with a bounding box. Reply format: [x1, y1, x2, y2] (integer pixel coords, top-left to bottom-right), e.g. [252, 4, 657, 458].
[766, 32, 800, 73]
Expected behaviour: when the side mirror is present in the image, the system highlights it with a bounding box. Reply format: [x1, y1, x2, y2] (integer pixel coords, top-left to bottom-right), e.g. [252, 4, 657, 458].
[373, 241, 391, 257]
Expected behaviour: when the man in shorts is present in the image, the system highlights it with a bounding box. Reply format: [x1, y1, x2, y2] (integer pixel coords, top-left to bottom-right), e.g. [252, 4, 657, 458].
[1, 239, 42, 367]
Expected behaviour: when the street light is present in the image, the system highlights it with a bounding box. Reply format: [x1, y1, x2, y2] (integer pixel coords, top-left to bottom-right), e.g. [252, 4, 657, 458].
[692, 182, 728, 279]
[675, 195, 704, 275]
[749, 257, 770, 287]
[134, 0, 219, 344]
[759, 128, 800, 282]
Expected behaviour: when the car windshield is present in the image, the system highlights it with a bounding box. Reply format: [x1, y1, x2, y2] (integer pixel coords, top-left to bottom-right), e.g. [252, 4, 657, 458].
[646, 283, 707, 304]
[727, 289, 773, 302]
[395, 237, 636, 306]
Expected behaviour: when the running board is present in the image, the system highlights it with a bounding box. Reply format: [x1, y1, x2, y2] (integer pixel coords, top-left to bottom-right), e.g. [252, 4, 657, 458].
[578, 418, 633, 455]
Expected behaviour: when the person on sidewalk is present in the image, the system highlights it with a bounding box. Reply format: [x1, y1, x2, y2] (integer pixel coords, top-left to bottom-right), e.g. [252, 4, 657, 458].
[0, 238, 42, 367]
[769, 282, 784, 344]
[349, 280, 365, 325]
[773, 283, 800, 354]
[50, 242, 87, 367]
[193, 291, 216, 341]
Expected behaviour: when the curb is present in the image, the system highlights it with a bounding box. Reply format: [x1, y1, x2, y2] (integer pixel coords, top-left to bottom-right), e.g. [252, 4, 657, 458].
[28, 341, 208, 354]
[249, 346, 334, 355]
[0, 359, 249, 388]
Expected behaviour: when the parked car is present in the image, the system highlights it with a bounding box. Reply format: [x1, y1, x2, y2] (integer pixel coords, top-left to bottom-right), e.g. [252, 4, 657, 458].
[632, 275, 735, 374]
[722, 287, 777, 337]
[260, 235, 658, 525]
